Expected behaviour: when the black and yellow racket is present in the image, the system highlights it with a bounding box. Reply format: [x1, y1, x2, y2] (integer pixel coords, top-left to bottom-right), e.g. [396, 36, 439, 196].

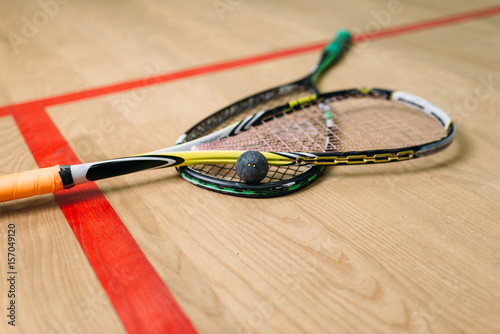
[0, 87, 454, 202]
[175, 29, 352, 196]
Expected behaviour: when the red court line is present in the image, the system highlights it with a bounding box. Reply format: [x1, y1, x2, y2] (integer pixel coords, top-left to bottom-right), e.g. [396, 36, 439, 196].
[55, 186, 196, 334]
[12, 105, 197, 334]
[0, 41, 326, 113]
[29, 41, 327, 108]
[1, 5, 499, 113]
[1, 5, 499, 334]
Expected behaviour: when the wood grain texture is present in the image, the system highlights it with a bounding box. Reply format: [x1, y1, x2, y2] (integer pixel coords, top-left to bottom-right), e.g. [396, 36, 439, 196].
[1, 0, 500, 333]
[0, 117, 124, 334]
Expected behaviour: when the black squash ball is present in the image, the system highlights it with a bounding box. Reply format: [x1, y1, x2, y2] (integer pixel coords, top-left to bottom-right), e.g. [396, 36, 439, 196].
[235, 151, 269, 184]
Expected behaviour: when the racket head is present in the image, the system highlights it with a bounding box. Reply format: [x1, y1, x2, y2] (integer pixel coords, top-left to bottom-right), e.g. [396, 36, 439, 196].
[176, 80, 326, 197]
[175, 30, 351, 197]
[190, 88, 454, 166]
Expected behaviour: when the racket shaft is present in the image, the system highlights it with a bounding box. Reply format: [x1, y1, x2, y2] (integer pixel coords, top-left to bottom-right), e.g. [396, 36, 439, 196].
[70, 151, 292, 185]
[176, 151, 291, 166]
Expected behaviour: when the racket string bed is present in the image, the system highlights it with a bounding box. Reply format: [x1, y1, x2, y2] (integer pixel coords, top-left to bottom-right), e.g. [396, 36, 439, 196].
[193, 87, 312, 138]
[308, 104, 341, 152]
[192, 95, 448, 155]
[279, 109, 327, 152]
[188, 164, 309, 182]
[328, 98, 392, 151]
[193, 104, 329, 153]
[266, 165, 309, 182]
[322, 96, 447, 151]
[186, 86, 315, 183]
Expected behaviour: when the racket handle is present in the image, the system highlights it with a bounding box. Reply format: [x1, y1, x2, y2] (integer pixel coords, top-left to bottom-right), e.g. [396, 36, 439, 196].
[311, 29, 352, 82]
[0, 166, 64, 202]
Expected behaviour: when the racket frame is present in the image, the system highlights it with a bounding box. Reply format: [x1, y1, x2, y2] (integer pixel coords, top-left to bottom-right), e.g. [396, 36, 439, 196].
[174, 30, 352, 197]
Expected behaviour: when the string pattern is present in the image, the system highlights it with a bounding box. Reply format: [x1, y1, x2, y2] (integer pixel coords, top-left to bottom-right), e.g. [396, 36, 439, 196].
[194, 96, 446, 153]
[185, 86, 314, 183]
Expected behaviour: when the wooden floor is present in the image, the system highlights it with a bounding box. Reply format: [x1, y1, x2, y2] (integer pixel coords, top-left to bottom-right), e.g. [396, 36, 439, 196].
[1, 1, 500, 333]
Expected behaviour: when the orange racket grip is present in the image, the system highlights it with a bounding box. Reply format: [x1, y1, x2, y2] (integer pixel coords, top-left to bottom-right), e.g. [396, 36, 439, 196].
[0, 166, 65, 202]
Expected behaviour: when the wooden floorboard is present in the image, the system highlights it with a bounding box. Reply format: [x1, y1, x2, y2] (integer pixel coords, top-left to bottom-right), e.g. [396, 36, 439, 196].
[1, 1, 499, 333]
